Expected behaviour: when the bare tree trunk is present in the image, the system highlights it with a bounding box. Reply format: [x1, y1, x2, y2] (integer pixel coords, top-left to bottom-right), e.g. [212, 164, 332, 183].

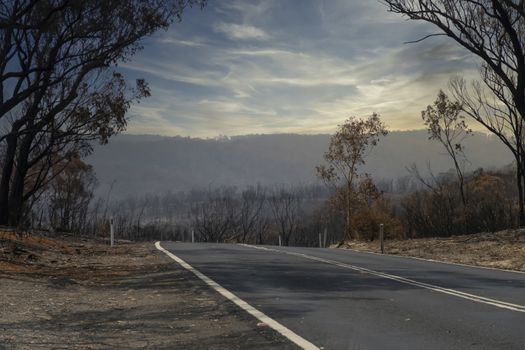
[345, 183, 353, 240]
[518, 164, 525, 227]
[0, 133, 17, 225]
[8, 132, 33, 226]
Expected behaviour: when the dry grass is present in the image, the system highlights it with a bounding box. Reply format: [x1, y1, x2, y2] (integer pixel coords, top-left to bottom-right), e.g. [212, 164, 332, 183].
[0, 229, 146, 280]
[340, 229, 525, 271]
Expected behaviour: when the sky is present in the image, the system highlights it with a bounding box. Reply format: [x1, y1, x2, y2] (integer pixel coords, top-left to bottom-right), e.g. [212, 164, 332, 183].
[121, 0, 481, 137]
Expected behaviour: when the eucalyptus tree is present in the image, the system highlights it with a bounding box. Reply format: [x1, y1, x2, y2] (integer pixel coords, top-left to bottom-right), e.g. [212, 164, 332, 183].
[316, 114, 388, 240]
[0, 0, 205, 226]
[385, 0, 525, 225]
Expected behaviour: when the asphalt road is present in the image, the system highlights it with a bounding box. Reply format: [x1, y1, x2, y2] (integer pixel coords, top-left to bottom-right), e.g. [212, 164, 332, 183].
[160, 242, 525, 350]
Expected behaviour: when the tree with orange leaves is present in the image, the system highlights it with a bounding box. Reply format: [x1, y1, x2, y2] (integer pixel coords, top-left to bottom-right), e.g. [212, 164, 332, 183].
[316, 114, 388, 240]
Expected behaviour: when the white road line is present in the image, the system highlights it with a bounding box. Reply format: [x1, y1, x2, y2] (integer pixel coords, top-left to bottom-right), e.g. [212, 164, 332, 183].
[341, 247, 525, 275]
[241, 244, 525, 314]
[155, 242, 320, 350]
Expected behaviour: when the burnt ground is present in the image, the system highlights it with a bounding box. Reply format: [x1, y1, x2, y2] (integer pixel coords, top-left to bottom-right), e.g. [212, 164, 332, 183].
[0, 231, 297, 350]
[340, 229, 525, 272]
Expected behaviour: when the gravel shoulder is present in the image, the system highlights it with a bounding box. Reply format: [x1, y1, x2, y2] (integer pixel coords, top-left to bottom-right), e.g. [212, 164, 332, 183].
[340, 229, 525, 272]
[0, 231, 297, 349]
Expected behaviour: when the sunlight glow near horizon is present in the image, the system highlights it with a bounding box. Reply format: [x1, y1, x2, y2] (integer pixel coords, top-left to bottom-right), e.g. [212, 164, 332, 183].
[121, 0, 481, 138]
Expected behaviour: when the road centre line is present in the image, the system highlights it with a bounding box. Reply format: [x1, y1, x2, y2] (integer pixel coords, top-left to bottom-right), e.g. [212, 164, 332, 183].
[155, 242, 320, 350]
[342, 247, 525, 275]
[241, 244, 525, 314]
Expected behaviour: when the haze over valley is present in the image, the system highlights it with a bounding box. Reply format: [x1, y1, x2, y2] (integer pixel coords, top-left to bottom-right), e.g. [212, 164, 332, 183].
[89, 130, 512, 199]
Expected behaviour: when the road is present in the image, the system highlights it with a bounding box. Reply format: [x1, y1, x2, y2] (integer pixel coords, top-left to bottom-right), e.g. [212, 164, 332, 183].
[159, 242, 525, 350]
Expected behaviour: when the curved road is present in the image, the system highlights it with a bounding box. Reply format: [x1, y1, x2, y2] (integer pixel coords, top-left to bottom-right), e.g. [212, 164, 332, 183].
[160, 242, 525, 350]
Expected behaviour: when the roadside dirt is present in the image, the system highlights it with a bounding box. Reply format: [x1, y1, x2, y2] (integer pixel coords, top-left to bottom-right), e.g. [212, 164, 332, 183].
[0, 231, 297, 349]
[340, 229, 525, 272]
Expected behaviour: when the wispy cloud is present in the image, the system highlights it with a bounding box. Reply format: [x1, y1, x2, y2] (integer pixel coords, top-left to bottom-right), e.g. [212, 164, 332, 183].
[120, 0, 480, 137]
[156, 37, 207, 47]
[214, 22, 269, 40]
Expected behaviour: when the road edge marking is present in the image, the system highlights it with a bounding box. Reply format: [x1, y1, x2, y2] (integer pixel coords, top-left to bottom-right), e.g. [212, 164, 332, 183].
[339, 247, 525, 275]
[155, 241, 320, 350]
[241, 244, 525, 314]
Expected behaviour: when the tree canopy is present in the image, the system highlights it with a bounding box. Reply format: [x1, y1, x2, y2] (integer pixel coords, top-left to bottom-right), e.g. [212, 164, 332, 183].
[0, 0, 205, 226]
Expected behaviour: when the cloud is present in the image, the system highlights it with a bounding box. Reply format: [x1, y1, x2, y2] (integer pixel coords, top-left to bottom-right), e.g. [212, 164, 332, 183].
[119, 0, 482, 137]
[156, 37, 207, 47]
[214, 22, 269, 40]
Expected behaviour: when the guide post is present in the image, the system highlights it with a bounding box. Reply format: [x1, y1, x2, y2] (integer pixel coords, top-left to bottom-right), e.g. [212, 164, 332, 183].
[110, 216, 114, 247]
[379, 223, 384, 254]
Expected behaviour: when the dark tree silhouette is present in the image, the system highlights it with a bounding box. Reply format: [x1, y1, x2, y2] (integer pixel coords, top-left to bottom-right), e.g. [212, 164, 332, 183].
[422, 90, 471, 207]
[384, 0, 525, 224]
[0, 0, 205, 226]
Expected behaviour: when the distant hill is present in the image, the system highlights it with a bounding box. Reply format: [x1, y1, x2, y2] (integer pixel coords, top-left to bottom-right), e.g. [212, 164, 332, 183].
[87, 130, 513, 199]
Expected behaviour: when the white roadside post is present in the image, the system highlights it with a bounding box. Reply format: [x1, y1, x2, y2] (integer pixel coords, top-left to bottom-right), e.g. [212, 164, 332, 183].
[319, 233, 322, 248]
[191, 229, 195, 243]
[110, 216, 114, 247]
[278, 235, 282, 247]
[379, 223, 384, 254]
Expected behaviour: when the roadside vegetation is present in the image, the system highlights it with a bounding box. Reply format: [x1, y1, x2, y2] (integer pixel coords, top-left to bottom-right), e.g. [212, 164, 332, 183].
[19, 153, 521, 247]
[2, 1, 525, 265]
